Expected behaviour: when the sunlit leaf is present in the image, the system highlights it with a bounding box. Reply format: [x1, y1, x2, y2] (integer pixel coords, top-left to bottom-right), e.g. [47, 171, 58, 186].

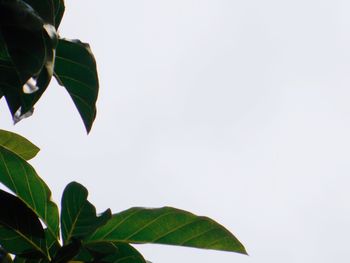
[0, 129, 39, 160]
[54, 39, 99, 133]
[85, 207, 247, 254]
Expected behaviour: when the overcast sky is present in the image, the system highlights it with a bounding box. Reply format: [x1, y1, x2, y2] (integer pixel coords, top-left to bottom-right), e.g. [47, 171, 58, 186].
[1, 1, 350, 262]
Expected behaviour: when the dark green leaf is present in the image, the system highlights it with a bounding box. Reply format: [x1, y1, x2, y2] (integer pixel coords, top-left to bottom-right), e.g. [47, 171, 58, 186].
[0, 5, 45, 84]
[61, 182, 111, 244]
[19, 32, 56, 115]
[22, 0, 55, 25]
[74, 242, 146, 263]
[0, 129, 39, 160]
[0, 146, 59, 239]
[0, 0, 43, 30]
[91, 243, 146, 263]
[44, 229, 60, 261]
[54, 39, 99, 133]
[53, 0, 65, 28]
[0, 189, 47, 258]
[0, 0, 57, 121]
[51, 239, 81, 263]
[85, 207, 247, 254]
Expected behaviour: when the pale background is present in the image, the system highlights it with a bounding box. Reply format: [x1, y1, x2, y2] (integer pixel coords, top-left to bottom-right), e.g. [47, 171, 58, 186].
[1, 1, 350, 262]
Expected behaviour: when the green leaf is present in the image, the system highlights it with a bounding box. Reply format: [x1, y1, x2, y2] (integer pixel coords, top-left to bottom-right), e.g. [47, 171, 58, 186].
[44, 229, 60, 261]
[0, 146, 59, 239]
[53, 0, 65, 28]
[85, 207, 247, 254]
[54, 39, 99, 133]
[0, 129, 39, 160]
[91, 243, 147, 263]
[61, 182, 111, 244]
[0, 0, 57, 121]
[74, 242, 146, 263]
[22, 0, 55, 25]
[0, 189, 47, 258]
[51, 239, 81, 263]
[0, 1, 45, 84]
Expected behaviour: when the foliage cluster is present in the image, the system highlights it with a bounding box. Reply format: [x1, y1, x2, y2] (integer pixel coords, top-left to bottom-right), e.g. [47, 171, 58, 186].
[0, 0, 246, 262]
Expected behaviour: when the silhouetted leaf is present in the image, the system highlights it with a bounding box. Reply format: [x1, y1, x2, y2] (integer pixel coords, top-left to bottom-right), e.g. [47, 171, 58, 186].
[22, 0, 55, 25]
[0, 190, 47, 258]
[53, 0, 65, 28]
[85, 207, 247, 254]
[61, 182, 111, 244]
[0, 129, 39, 160]
[51, 239, 81, 263]
[54, 39, 99, 133]
[0, 0, 57, 121]
[0, 146, 59, 238]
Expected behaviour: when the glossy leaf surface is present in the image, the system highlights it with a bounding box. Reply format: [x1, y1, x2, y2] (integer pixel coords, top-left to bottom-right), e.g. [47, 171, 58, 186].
[86, 207, 247, 254]
[61, 182, 111, 244]
[0, 146, 59, 238]
[0, 129, 39, 160]
[54, 39, 99, 133]
[0, 189, 47, 258]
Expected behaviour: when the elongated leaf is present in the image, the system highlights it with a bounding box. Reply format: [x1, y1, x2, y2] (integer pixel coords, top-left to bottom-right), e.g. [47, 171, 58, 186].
[0, 130, 39, 160]
[0, 1, 45, 85]
[61, 182, 111, 244]
[22, 0, 55, 25]
[0, 189, 47, 258]
[19, 31, 56, 115]
[0, 0, 57, 121]
[54, 39, 99, 133]
[85, 207, 247, 254]
[0, 146, 59, 238]
[53, 0, 65, 28]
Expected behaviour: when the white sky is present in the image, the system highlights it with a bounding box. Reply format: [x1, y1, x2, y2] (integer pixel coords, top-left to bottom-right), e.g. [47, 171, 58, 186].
[1, 0, 350, 262]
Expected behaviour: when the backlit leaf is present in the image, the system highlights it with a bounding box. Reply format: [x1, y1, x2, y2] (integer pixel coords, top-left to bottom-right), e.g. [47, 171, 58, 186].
[61, 182, 111, 244]
[0, 146, 59, 238]
[54, 39, 99, 133]
[85, 207, 247, 254]
[0, 129, 39, 160]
